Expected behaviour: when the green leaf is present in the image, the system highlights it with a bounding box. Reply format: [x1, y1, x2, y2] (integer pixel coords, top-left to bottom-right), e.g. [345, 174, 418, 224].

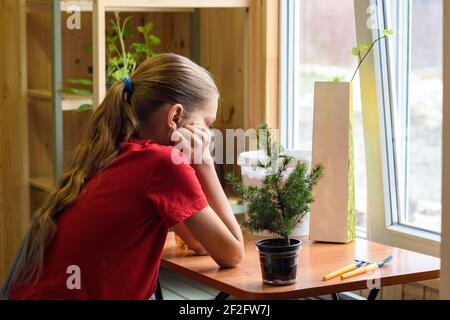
[351, 47, 360, 56]
[130, 43, 148, 53]
[149, 35, 161, 45]
[64, 78, 93, 86]
[383, 29, 395, 36]
[59, 87, 92, 96]
[75, 103, 93, 112]
[106, 32, 118, 43]
[358, 43, 371, 51]
[332, 76, 341, 82]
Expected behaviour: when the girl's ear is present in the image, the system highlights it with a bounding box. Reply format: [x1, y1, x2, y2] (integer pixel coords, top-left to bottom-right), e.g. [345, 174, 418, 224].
[167, 103, 184, 130]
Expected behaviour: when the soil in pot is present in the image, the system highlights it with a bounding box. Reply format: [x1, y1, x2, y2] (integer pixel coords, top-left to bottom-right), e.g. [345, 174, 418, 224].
[256, 238, 301, 286]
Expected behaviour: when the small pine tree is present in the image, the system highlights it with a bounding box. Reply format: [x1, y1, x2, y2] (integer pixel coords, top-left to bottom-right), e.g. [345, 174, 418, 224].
[226, 125, 324, 242]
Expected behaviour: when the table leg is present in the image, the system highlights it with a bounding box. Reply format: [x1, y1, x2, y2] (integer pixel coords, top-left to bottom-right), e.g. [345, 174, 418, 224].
[331, 293, 341, 300]
[215, 292, 231, 300]
[155, 279, 164, 300]
[367, 288, 380, 300]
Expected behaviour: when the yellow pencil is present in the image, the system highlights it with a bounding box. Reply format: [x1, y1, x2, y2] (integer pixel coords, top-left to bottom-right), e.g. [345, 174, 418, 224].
[340, 263, 379, 280]
[322, 263, 358, 281]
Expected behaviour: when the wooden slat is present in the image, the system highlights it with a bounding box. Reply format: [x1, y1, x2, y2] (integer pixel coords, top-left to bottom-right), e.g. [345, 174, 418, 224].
[265, 0, 279, 129]
[28, 89, 93, 111]
[247, 0, 264, 130]
[27, 88, 51, 99]
[29, 176, 54, 193]
[25, 0, 50, 12]
[0, 0, 30, 282]
[246, 0, 280, 130]
[162, 232, 440, 299]
[92, 0, 106, 108]
[26, 0, 248, 12]
[199, 8, 247, 179]
[28, 99, 53, 181]
[26, 10, 51, 90]
[106, 0, 250, 9]
[27, 0, 101, 13]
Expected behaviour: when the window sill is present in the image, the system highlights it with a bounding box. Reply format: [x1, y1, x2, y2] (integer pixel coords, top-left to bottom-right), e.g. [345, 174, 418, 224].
[356, 226, 367, 239]
[386, 224, 441, 243]
[369, 223, 441, 258]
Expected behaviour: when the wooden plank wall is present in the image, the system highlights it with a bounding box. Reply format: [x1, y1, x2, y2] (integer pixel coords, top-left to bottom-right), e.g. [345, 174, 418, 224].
[27, 12, 53, 181]
[61, 11, 191, 166]
[248, 0, 279, 130]
[199, 8, 247, 179]
[0, 0, 29, 281]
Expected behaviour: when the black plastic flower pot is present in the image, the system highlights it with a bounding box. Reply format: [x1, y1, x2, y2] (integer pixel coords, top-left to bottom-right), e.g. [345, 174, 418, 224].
[256, 238, 302, 286]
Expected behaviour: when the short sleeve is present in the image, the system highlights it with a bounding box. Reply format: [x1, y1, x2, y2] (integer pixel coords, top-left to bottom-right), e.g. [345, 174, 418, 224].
[145, 149, 209, 228]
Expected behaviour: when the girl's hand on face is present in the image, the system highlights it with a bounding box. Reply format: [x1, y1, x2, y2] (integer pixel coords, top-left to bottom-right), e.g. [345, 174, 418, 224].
[171, 124, 214, 166]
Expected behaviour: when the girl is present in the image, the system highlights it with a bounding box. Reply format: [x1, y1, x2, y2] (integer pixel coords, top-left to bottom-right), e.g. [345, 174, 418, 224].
[1, 53, 244, 300]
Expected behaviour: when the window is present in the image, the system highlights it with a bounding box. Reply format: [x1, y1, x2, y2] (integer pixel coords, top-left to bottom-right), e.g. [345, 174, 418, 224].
[281, 0, 368, 230]
[376, 0, 443, 234]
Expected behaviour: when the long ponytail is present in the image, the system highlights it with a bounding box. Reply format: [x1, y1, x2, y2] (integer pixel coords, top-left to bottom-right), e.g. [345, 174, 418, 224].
[1, 81, 138, 298]
[0, 53, 218, 298]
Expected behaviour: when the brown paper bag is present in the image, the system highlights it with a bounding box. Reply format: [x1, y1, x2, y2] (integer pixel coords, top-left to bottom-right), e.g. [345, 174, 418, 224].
[309, 81, 356, 243]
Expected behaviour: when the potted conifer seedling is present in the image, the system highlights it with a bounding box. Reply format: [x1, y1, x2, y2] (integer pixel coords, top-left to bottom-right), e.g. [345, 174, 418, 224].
[226, 131, 324, 286]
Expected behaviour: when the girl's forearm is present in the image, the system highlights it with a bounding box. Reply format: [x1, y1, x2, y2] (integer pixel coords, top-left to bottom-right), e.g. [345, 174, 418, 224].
[171, 223, 208, 255]
[192, 163, 244, 245]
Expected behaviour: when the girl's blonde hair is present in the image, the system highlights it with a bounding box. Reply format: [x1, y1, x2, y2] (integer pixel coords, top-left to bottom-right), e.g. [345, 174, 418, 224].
[1, 53, 218, 298]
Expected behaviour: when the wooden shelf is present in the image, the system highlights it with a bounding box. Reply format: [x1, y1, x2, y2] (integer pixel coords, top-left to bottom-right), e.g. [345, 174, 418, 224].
[23, 0, 274, 218]
[26, 0, 248, 13]
[105, 0, 250, 9]
[29, 176, 54, 193]
[28, 89, 93, 111]
[61, 94, 93, 111]
[27, 88, 52, 100]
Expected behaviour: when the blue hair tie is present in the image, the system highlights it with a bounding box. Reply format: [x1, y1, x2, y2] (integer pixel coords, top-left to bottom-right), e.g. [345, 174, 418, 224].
[122, 76, 133, 94]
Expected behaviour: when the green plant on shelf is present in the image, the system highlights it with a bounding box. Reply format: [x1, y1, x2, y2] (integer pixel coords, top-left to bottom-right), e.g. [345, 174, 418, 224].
[331, 29, 395, 82]
[225, 124, 324, 242]
[60, 12, 161, 112]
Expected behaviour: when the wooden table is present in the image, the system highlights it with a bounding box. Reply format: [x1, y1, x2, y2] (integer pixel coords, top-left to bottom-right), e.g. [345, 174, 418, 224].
[159, 232, 440, 300]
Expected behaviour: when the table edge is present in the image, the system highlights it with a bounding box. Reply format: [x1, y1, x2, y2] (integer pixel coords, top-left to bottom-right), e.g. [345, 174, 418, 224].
[160, 260, 440, 300]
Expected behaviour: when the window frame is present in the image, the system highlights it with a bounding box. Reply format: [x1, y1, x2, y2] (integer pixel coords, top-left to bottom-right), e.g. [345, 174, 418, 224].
[378, 0, 442, 235]
[280, 0, 299, 150]
[279, 0, 441, 256]
[279, 0, 368, 237]
[357, 0, 440, 256]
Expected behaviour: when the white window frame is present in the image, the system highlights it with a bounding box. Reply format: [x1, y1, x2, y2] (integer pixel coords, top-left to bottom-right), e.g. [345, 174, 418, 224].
[280, 0, 299, 149]
[280, 0, 442, 257]
[377, 0, 443, 235]
[279, 0, 368, 237]
[355, 0, 440, 257]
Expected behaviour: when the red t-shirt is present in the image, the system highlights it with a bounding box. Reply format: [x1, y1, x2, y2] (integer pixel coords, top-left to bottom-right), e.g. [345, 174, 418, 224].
[9, 138, 208, 300]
